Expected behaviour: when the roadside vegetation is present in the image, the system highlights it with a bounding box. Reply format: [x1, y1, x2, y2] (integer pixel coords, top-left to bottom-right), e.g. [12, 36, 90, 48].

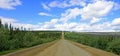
[0, 19, 61, 55]
[65, 32, 120, 55]
[0, 18, 120, 55]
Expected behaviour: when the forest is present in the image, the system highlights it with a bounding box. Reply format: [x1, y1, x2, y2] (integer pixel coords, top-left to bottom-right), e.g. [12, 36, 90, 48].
[65, 32, 120, 55]
[0, 19, 61, 54]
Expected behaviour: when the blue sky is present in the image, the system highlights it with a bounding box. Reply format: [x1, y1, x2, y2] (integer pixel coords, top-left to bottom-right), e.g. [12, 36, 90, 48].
[0, 0, 120, 32]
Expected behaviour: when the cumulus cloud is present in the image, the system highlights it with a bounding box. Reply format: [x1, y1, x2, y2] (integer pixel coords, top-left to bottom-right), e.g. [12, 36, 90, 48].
[90, 17, 101, 24]
[58, 0, 115, 23]
[1, 0, 119, 32]
[41, 3, 50, 10]
[111, 18, 120, 26]
[111, 18, 120, 31]
[113, 3, 120, 10]
[0, 16, 17, 24]
[49, 21, 114, 32]
[72, 22, 115, 32]
[69, 0, 86, 6]
[49, 1, 68, 8]
[1, 16, 118, 32]
[0, 16, 39, 30]
[54, 22, 77, 31]
[48, 0, 86, 8]
[80, 0, 114, 20]
[13, 23, 40, 30]
[60, 8, 81, 22]
[38, 0, 119, 32]
[0, 0, 22, 10]
[33, 19, 59, 30]
[39, 12, 52, 16]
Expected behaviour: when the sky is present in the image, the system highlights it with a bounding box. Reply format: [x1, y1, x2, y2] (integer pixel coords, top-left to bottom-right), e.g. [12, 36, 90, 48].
[0, 0, 120, 32]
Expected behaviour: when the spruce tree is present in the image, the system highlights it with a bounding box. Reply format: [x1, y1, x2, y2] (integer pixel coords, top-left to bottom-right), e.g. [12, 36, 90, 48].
[4, 23, 8, 29]
[0, 19, 2, 28]
[9, 23, 13, 39]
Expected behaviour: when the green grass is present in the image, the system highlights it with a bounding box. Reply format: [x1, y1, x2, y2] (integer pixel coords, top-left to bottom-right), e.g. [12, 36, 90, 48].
[0, 48, 24, 55]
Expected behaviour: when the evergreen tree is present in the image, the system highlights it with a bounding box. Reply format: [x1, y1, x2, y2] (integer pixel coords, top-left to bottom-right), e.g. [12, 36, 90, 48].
[9, 23, 13, 39]
[0, 19, 2, 28]
[21, 27, 23, 31]
[4, 23, 8, 29]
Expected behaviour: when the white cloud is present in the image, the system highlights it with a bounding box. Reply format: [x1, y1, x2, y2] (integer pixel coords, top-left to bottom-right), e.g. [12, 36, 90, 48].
[72, 22, 114, 32]
[80, 0, 114, 20]
[41, 3, 50, 10]
[50, 19, 58, 24]
[58, 0, 114, 23]
[37, 0, 119, 32]
[54, 22, 77, 31]
[91, 0, 106, 2]
[41, 19, 58, 29]
[39, 12, 52, 16]
[113, 3, 120, 10]
[1, 16, 118, 32]
[12, 23, 38, 29]
[39, 16, 119, 32]
[52, 21, 114, 32]
[111, 18, 120, 26]
[0, 16, 39, 30]
[48, 0, 86, 8]
[60, 8, 81, 22]
[36, 19, 112, 32]
[90, 17, 101, 24]
[111, 18, 120, 31]
[41, 0, 119, 32]
[1, 0, 119, 32]
[0, 16, 17, 24]
[69, 0, 86, 6]
[112, 26, 120, 31]
[0, 0, 22, 10]
[49, 1, 68, 8]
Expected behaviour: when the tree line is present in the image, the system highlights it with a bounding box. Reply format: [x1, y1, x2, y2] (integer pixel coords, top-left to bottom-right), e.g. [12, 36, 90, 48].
[0, 19, 61, 54]
[65, 32, 120, 55]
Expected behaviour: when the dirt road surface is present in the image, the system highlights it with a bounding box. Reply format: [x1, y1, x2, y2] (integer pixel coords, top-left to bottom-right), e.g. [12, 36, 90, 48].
[2, 39, 118, 56]
[2, 32, 118, 56]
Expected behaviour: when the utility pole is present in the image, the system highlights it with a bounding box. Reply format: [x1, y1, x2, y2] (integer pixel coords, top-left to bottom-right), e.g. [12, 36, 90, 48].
[62, 31, 64, 39]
